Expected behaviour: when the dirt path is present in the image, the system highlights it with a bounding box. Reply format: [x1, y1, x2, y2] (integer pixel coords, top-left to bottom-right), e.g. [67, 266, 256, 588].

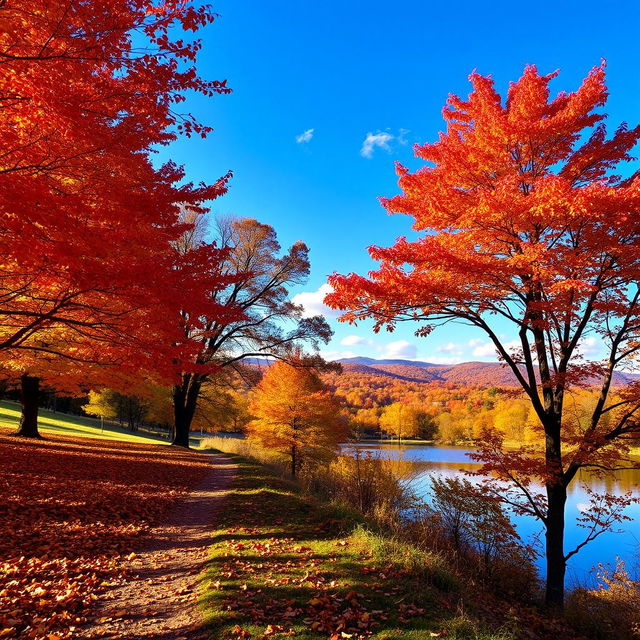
[82, 453, 236, 640]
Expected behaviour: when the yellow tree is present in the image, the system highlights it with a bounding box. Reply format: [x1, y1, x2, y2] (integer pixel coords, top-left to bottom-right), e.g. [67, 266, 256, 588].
[247, 362, 346, 477]
[379, 403, 419, 440]
[83, 387, 148, 432]
[83, 389, 118, 423]
[352, 407, 380, 438]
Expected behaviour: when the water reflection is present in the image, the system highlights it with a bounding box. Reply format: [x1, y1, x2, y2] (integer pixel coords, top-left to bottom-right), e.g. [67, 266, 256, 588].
[345, 443, 640, 586]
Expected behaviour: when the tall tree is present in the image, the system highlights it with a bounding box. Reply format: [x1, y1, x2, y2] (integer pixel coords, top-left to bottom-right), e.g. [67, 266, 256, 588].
[379, 402, 419, 440]
[171, 216, 332, 447]
[327, 64, 640, 607]
[247, 361, 346, 476]
[0, 0, 230, 351]
[0, 0, 232, 435]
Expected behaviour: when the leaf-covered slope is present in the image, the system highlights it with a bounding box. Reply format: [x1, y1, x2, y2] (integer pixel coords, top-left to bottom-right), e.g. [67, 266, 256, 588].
[336, 358, 640, 387]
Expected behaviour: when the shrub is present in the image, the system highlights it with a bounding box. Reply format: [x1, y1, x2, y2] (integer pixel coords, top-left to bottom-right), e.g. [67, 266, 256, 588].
[416, 476, 538, 597]
[304, 448, 414, 526]
[566, 559, 640, 639]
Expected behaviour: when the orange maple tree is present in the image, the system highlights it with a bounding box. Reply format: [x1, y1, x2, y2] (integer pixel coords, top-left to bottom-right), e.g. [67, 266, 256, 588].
[327, 64, 640, 606]
[247, 361, 346, 477]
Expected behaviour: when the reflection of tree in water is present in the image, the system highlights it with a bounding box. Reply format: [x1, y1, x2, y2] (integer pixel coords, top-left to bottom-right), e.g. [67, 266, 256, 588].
[348, 446, 640, 587]
[572, 467, 640, 496]
[351, 445, 640, 498]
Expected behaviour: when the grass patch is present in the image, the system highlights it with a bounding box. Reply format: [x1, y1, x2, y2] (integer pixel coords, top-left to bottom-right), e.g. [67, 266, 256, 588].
[201, 456, 512, 640]
[0, 400, 202, 446]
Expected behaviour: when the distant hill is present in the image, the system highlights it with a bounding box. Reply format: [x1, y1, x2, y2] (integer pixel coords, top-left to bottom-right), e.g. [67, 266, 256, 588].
[335, 357, 640, 387]
[337, 357, 440, 369]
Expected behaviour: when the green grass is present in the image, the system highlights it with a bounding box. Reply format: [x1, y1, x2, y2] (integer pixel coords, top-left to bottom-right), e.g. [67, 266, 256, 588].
[0, 399, 174, 445]
[200, 455, 514, 640]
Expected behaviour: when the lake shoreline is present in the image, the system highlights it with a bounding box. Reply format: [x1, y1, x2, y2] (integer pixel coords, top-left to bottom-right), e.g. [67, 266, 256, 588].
[341, 441, 640, 586]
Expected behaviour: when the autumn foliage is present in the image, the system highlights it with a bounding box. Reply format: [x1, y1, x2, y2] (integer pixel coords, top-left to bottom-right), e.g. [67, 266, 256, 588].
[170, 217, 331, 447]
[248, 362, 346, 476]
[327, 64, 640, 606]
[3, 0, 640, 628]
[0, 431, 212, 639]
[0, 0, 233, 415]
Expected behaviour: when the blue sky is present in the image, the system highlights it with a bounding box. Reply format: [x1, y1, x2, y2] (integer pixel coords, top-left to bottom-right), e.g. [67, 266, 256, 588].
[160, 0, 640, 363]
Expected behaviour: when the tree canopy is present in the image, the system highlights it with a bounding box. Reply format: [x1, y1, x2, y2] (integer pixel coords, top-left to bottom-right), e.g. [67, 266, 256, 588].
[247, 361, 346, 477]
[327, 63, 640, 607]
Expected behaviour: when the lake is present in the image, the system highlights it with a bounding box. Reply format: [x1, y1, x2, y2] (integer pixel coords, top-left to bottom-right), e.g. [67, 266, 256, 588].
[346, 442, 640, 587]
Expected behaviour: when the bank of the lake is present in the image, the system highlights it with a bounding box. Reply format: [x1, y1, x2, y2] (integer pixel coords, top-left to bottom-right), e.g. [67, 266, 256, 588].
[347, 443, 640, 586]
[201, 454, 580, 640]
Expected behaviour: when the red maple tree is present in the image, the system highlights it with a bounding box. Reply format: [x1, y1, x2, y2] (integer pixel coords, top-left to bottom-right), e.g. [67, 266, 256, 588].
[0, 1, 234, 435]
[327, 64, 640, 606]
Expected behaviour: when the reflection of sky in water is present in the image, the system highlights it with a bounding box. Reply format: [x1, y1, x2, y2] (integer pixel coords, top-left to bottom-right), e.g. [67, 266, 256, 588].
[347, 443, 640, 587]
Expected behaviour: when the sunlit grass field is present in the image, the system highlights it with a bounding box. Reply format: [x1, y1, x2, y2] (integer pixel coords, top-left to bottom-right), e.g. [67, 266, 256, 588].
[0, 399, 171, 444]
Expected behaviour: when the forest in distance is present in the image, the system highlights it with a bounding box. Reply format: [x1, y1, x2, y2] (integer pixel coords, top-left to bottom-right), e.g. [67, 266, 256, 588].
[8, 355, 640, 451]
[33, 361, 640, 444]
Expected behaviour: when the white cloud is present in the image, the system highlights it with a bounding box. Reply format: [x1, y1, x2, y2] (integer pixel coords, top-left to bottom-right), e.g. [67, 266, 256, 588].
[577, 336, 601, 358]
[360, 131, 394, 158]
[340, 335, 374, 347]
[292, 283, 340, 319]
[436, 342, 463, 355]
[468, 336, 602, 362]
[397, 128, 410, 145]
[320, 349, 358, 361]
[504, 340, 524, 354]
[470, 340, 498, 358]
[381, 340, 418, 360]
[295, 128, 314, 143]
[360, 128, 409, 158]
[469, 338, 526, 360]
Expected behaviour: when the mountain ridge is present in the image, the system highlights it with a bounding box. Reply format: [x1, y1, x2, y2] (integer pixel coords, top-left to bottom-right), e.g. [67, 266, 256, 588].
[335, 357, 640, 387]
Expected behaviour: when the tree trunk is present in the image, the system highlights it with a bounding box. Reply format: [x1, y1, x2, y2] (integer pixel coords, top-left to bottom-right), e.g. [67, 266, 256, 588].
[172, 374, 202, 448]
[14, 374, 41, 438]
[545, 482, 567, 607]
[173, 400, 191, 447]
[291, 443, 297, 477]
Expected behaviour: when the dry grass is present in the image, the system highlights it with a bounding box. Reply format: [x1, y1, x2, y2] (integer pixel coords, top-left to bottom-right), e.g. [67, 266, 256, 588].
[566, 560, 640, 639]
[201, 435, 285, 467]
